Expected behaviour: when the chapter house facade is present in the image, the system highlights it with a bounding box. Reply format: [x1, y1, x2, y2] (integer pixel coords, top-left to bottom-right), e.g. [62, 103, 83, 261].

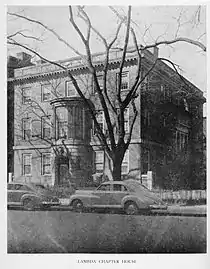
[10, 48, 205, 189]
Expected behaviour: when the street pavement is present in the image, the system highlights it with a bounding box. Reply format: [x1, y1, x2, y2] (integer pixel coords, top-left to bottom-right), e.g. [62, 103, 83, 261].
[8, 209, 206, 253]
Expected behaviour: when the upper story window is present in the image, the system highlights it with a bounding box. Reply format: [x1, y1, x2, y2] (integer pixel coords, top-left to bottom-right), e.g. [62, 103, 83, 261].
[176, 131, 188, 151]
[116, 107, 129, 134]
[55, 106, 84, 140]
[93, 111, 104, 135]
[41, 153, 51, 175]
[41, 84, 51, 102]
[22, 154, 32, 176]
[143, 109, 151, 126]
[93, 75, 103, 94]
[22, 87, 31, 104]
[124, 107, 129, 133]
[56, 107, 68, 139]
[122, 150, 129, 174]
[116, 71, 129, 91]
[41, 116, 51, 139]
[66, 81, 77, 97]
[95, 150, 104, 173]
[22, 118, 31, 140]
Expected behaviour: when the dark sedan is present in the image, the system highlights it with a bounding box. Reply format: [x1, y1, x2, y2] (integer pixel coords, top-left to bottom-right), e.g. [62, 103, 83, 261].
[7, 182, 60, 210]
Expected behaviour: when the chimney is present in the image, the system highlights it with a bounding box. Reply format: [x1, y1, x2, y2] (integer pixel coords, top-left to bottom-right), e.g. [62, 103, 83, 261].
[16, 52, 32, 67]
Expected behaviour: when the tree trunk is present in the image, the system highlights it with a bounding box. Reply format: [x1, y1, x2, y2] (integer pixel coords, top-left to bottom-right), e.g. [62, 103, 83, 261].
[112, 158, 123, 181]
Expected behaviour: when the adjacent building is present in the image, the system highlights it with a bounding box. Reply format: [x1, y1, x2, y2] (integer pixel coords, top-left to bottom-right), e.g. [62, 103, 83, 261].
[8, 48, 206, 189]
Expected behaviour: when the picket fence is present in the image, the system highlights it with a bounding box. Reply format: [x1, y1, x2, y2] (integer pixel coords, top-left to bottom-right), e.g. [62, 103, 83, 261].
[154, 189, 206, 202]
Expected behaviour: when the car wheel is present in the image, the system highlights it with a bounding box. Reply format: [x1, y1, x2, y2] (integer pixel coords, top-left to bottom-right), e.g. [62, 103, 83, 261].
[72, 199, 83, 213]
[124, 201, 139, 215]
[23, 199, 36, 211]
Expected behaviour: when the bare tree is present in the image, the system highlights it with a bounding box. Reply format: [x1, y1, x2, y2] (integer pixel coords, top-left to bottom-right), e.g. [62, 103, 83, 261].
[7, 6, 206, 181]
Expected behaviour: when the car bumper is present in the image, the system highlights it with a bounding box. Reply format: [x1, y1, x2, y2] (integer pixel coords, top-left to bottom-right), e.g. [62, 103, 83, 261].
[149, 204, 168, 210]
[42, 201, 60, 206]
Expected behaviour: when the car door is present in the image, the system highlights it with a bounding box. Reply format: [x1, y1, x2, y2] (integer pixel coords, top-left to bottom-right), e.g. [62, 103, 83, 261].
[92, 183, 112, 207]
[110, 184, 129, 207]
[7, 184, 18, 205]
[13, 184, 32, 204]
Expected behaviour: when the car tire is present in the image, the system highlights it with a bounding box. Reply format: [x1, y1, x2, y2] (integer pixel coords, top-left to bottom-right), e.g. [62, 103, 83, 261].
[124, 201, 139, 215]
[23, 199, 36, 211]
[72, 199, 84, 213]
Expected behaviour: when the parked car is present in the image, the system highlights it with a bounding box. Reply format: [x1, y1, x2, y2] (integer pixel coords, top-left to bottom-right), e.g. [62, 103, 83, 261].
[7, 182, 60, 210]
[69, 179, 167, 215]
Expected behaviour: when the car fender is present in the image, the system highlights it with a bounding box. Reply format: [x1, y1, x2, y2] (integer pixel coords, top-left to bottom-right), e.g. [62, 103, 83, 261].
[122, 195, 149, 209]
[20, 194, 41, 205]
[69, 194, 99, 207]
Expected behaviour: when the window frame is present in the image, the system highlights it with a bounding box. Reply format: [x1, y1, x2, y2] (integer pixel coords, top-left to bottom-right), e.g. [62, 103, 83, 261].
[41, 153, 51, 175]
[121, 150, 129, 175]
[93, 75, 103, 94]
[65, 81, 77, 97]
[94, 150, 104, 173]
[22, 87, 31, 104]
[22, 118, 31, 140]
[41, 116, 51, 139]
[41, 84, 51, 102]
[116, 71, 129, 91]
[93, 110, 104, 136]
[22, 154, 32, 176]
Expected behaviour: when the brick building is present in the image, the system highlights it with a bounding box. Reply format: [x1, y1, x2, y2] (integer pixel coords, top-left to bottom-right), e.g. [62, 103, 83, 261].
[9, 48, 205, 189]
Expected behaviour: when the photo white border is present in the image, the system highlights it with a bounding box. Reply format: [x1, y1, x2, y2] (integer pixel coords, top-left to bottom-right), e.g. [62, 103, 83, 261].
[1, 1, 209, 269]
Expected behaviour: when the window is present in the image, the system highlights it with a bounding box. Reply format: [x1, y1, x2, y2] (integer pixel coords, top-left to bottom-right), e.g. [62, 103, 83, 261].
[93, 111, 104, 135]
[22, 154, 32, 175]
[95, 151, 104, 173]
[56, 107, 68, 139]
[22, 88, 31, 104]
[122, 150, 129, 174]
[69, 106, 83, 139]
[142, 148, 150, 173]
[66, 81, 76, 97]
[124, 107, 129, 133]
[93, 75, 103, 93]
[97, 184, 110, 191]
[22, 118, 31, 140]
[143, 109, 151, 126]
[42, 116, 51, 139]
[183, 98, 189, 112]
[141, 70, 149, 91]
[42, 153, 51, 175]
[176, 131, 188, 151]
[116, 71, 129, 91]
[41, 84, 51, 102]
[116, 107, 129, 134]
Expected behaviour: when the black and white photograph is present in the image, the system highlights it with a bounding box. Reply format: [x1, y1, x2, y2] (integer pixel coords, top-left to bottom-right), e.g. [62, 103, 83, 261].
[6, 3, 207, 258]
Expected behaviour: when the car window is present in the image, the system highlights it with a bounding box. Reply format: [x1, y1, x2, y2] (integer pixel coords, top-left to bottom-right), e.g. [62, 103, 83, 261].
[113, 184, 128, 191]
[97, 184, 110, 191]
[7, 184, 16, 190]
[14, 184, 30, 191]
[19, 185, 31, 191]
[113, 184, 122, 191]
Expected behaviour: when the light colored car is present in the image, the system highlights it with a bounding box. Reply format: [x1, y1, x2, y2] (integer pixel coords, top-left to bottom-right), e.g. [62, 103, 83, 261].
[69, 179, 167, 215]
[7, 182, 60, 210]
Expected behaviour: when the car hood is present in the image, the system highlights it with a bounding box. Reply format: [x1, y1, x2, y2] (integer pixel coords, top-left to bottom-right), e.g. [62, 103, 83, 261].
[75, 190, 94, 195]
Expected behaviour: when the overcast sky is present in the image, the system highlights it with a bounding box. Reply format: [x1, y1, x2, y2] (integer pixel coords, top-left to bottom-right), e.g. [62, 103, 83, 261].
[7, 5, 206, 97]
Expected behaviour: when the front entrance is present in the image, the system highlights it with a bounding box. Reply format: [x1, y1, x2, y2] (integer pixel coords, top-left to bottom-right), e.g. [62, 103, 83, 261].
[55, 154, 70, 186]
